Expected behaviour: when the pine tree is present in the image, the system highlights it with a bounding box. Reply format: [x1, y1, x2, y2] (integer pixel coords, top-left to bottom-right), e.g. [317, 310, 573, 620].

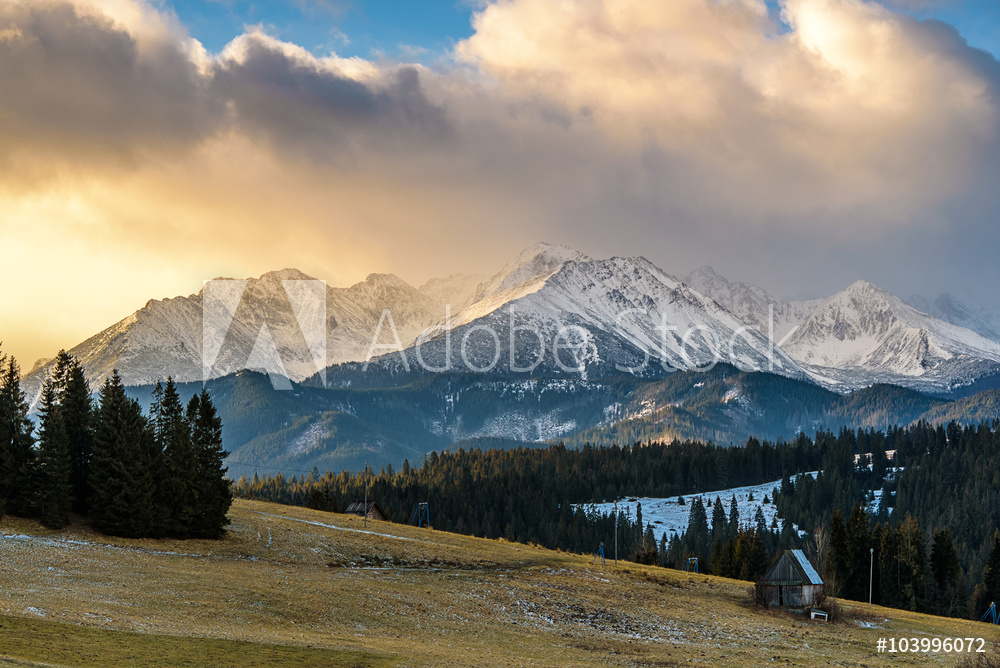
[827, 508, 849, 597]
[188, 390, 232, 538]
[711, 495, 727, 542]
[973, 529, 1000, 620]
[844, 503, 872, 602]
[0, 356, 36, 517]
[156, 378, 197, 536]
[35, 379, 73, 530]
[54, 354, 93, 514]
[930, 528, 962, 617]
[897, 514, 928, 612]
[89, 371, 159, 537]
[728, 494, 740, 537]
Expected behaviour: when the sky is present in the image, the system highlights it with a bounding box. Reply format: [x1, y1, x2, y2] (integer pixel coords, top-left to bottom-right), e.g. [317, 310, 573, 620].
[1, 0, 999, 369]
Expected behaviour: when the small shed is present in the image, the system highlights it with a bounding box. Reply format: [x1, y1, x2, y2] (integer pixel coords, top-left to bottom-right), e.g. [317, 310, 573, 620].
[344, 499, 389, 522]
[758, 549, 824, 608]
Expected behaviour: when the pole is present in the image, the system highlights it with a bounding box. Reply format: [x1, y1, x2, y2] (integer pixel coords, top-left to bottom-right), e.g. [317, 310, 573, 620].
[364, 463, 369, 528]
[869, 547, 874, 606]
[614, 501, 618, 566]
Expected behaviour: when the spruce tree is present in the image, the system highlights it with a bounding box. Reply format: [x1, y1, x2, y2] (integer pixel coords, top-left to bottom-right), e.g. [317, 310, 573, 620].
[188, 390, 232, 538]
[711, 496, 727, 542]
[35, 380, 73, 530]
[728, 495, 740, 537]
[59, 355, 93, 514]
[155, 378, 197, 536]
[89, 371, 159, 537]
[827, 508, 849, 597]
[0, 356, 36, 517]
[974, 529, 1000, 620]
[930, 528, 962, 617]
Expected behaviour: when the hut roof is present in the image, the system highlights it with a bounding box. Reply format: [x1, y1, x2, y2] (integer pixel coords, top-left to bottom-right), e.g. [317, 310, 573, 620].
[762, 549, 824, 586]
[344, 500, 386, 517]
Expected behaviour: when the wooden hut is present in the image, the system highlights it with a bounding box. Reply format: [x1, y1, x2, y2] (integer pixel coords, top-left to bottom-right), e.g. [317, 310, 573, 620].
[758, 549, 824, 608]
[344, 499, 389, 522]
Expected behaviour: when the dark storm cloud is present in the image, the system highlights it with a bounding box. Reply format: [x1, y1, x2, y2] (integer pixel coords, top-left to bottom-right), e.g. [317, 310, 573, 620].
[211, 33, 451, 159]
[0, 1, 448, 174]
[0, 1, 219, 168]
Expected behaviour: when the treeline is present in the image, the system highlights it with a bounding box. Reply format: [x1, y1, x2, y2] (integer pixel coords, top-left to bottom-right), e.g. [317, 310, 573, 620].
[776, 422, 1000, 620]
[0, 348, 232, 538]
[234, 437, 824, 557]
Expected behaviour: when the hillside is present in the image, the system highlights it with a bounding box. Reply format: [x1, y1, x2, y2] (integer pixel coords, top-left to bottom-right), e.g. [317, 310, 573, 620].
[117, 365, 1000, 476]
[0, 499, 995, 667]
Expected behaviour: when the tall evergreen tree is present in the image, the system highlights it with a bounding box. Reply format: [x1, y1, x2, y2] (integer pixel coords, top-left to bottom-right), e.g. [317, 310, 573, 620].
[155, 378, 197, 536]
[727, 494, 740, 537]
[35, 380, 73, 530]
[973, 529, 1000, 620]
[0, 356, 35, 517]
[930, 528, 963, 617]
[56, 354, 93, 514]
[188, 390, 232, 538]
[89, 371, 159, 538]
[711, 495, 727, 542]
[844, 503, 873, 602]
[826, 508, 849, 597]
[897, 514, 928, 612]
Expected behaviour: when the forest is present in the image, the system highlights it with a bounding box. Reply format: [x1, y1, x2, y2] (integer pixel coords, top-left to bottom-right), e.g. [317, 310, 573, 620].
[0, 348, 232, 538]
[233, 436, 824, 573]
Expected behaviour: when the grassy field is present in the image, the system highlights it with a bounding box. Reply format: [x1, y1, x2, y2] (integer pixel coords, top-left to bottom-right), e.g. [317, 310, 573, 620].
[1, 499, 998, 667]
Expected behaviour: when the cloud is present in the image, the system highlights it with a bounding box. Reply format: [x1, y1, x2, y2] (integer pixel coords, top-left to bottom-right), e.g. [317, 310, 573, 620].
[2, 0, 1000, 366]
[213, 31, 451, 161]
[0, 0, 448, 180]
[0, 0, 219, 179]
[455, 0, 1000, 228]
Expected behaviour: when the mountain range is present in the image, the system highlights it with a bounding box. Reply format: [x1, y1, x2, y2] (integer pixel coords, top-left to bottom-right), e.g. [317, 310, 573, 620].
[19, 242, 1000, 474]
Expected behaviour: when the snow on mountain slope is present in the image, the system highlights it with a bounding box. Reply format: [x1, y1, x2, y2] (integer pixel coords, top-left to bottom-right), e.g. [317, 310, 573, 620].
[22, 269, 452, 400]
[683, 266, 822, 342]
[24, 243, 1000, 413]
[907, 293, 1000, 343]
[472, 242, 591, 302]
[401, 254, 808, 379]
[418, 273, 483, 311]
[783, 281, 1000, 391]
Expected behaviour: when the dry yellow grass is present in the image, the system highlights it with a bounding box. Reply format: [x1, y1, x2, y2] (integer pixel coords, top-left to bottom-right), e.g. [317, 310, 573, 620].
[1, 499, 998, 667]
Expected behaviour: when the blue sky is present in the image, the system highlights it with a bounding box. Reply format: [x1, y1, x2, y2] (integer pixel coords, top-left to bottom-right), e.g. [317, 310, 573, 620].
[168, 0, 477, 60]
[170, 0, 998, 61]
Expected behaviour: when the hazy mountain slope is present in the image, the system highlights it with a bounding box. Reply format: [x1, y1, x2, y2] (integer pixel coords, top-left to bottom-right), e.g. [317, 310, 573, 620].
[917, 388, 1000, 425]
[162, 363, 976, 477]
[683, 266, 821, 342]
[418, 273, 483, 311]
[907, 293, 1000, 343]
[472, 242, 591, 301]
[561, 366, 944, 447]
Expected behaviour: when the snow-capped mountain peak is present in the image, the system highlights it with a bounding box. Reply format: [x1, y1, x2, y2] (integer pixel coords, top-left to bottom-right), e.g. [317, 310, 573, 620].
[474, 242, 592, 301]
[783, 279, 1000, 391]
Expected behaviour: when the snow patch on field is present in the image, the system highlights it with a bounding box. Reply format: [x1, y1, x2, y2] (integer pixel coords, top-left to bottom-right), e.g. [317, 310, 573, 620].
[576, 474, 818, 538]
